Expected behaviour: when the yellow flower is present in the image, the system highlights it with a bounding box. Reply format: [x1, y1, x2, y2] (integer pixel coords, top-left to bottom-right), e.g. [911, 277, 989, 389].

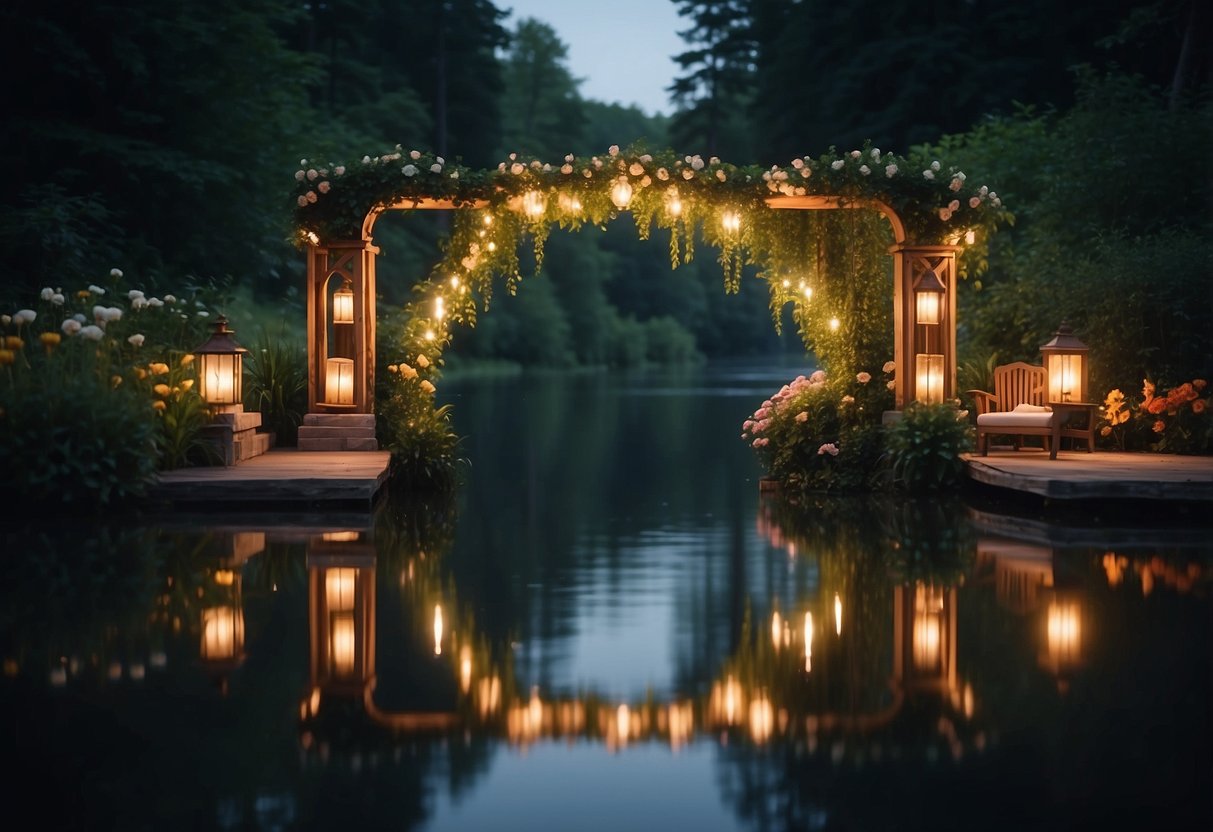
[416, 354, 430, 369]
[135, 367, 148, 380]
[399, 364, 418, 379]
[4, 336, 23, 349]
[179, 378, 194, 391]
[152, 400, 166, 411]
[420, 380, 436, 394]
[149, 362, 170, 375]
[111, 375, 123, 388]
[180, 353, 194, 366]
[0, 349, 15, 366]
[153, 383, 171, 397]
[40, 332, 61, 348]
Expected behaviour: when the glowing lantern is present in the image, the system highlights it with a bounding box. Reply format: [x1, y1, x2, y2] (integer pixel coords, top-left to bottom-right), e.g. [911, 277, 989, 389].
[1040, 321, 1089, 403]
[665, 187, 683, 217]
[195, 316, 248, 407]
[721, 210, 741, 233]
[610, 177, 633, 209]
[332, 279, 354, 324]
[915, 354, 945, 404]
[913, 267, 946, 326]
[521, 190, 546, 219]
[324, 357, 354, 405]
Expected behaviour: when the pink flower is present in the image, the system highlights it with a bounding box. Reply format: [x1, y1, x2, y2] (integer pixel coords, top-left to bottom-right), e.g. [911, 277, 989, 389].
[795, 411, 808, 423]
[817, 443, 839, 456]
[841, 395, 854, 405]
[882, 361, 896, 373]
[856, 372, 871, 383]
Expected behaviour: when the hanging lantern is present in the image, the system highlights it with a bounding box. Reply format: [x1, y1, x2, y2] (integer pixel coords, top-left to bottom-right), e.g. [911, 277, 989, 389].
[913, 268, 946, 325]
[332, 278, 354, 324]
[1040, 321, 1089, 403]
[195, 316, 248, 407]
[664, 187, 682, 218]
[721, 209, 741, 233]
[521, 190, 546, 220]
[610, 177, 633, 209]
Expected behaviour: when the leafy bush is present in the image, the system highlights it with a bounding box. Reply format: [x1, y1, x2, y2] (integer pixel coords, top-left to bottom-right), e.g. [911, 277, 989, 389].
[0, 352, 159, 511]
[742, 364, 895, 493]
[884, 401, 974, 493]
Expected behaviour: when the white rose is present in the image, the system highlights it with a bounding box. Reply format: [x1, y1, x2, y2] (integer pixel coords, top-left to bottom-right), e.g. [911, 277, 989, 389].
[61, 318, 82, 335]
[40, 287, 54, 300]
[80, 325, 104, 341]
[128, 334, 145, 347]
[831, 160, 845, 170]
[403, 164, 417, 176]
[923, 170, 935, 180]
[885, 164, 899, 177]
[410, 150, 421, 159]
[859, 165, 871, 175]
[430, 163, 442, 173]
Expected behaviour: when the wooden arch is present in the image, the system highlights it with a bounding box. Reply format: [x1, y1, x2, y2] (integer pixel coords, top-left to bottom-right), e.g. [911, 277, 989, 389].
[302, 192, 958, 448]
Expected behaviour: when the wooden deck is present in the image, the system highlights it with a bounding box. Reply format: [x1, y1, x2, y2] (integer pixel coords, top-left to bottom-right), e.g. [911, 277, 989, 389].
[151, 449, 392, 508]
[963, 450, 1213, 503]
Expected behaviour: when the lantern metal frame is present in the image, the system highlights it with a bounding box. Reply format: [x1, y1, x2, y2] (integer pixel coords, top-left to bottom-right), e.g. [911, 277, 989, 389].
[1039, 320, 1089, 404]
[195, 315, 248, 408]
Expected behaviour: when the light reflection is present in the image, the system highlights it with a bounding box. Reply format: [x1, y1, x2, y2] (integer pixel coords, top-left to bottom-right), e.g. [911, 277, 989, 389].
[912, 583, 945, 671]
[804, 611, 814, 672]
[329, 612, 356, 677]
[433, 604, 444, 656]
[325, 568, 356, 612]
[834, 592, 843, 636]
[749, 693, 774, 743]
[459, 646, 472, 693]
[771, 611, 783, 651]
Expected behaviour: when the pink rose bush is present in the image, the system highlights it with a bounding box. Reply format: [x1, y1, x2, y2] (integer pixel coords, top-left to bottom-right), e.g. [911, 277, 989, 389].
[740, 362, 896, 493]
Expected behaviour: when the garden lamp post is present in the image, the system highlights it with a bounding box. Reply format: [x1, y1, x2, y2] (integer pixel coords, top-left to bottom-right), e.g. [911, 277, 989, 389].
[195, 316, 248, 409]
[1040, 321, 1089, 403]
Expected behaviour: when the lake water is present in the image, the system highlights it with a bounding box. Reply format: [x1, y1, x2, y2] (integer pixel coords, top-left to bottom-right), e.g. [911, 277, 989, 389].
[2, 361, 1210, 831]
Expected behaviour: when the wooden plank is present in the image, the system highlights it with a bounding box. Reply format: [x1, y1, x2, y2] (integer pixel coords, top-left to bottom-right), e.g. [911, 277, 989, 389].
[963, 451, 1213, 502]
[152, 450, 391, 506]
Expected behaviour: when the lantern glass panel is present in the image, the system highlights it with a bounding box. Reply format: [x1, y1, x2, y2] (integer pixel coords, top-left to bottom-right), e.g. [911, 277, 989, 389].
[915, 354, 945, 404]
[324, 357, 355, 405]
[200, 352, 241, 405]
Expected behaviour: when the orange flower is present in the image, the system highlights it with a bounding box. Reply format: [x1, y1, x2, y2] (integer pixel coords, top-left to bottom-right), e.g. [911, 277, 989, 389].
[1152, 419, 1166, 433]
[4, 336, 23, 349]
[1194, 379, 1207, 391]
[1194, 399, 1207, 414]
[1147, 397, 1167, 414]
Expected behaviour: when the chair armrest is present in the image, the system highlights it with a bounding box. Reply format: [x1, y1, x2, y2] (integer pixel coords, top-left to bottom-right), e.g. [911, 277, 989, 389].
[965, 389, 999, 415]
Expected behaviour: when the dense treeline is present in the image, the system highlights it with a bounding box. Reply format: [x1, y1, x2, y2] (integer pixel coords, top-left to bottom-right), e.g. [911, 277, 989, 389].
[1, 0, 1209, 371]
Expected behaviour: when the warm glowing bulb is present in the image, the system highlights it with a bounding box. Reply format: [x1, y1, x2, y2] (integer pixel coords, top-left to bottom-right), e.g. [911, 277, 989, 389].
[781, 279, 790, 288]
[721, 210, 741, 232]
[483, 213, 493, 226]
[558, 192, 582, 214]
[449, 276, 460, 289]
[771, 611, 783, 650]
[434, 296, 445, 321]
[521, 190, 546, 219]
[834, 593, 842, 635]
[803, 285, 813, 300]
[665, 188, 683, 217]
[828, 317, 840, 332]
[424, 330, 435, 341]
[610, 177, 633, 209]
[964, 229, 976, 245]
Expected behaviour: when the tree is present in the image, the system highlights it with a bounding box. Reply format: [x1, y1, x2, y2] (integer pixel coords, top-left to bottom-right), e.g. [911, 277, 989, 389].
[499, 18, 586, 160]
[667, 0, 757, 160]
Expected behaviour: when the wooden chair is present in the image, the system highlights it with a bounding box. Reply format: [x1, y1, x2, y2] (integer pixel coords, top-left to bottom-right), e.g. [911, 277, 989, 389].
[966, 362, 1059, 459]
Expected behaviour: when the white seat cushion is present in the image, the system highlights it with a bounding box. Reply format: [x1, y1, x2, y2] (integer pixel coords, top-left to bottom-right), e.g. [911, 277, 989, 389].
[977, 411, 1057, 428]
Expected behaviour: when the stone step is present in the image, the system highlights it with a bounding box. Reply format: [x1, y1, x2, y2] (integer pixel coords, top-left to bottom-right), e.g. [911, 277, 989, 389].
[298, 436, 380, 452]
[303, 413, 376, 429]
[297, 425, 377, 440]
[211, 411, 263, 432]
[234, 431, 274, 462]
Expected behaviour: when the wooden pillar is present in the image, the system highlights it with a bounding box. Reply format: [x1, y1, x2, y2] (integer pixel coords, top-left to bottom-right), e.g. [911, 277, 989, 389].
[306, 240, 379, 414]
[892, 244, 960, 408]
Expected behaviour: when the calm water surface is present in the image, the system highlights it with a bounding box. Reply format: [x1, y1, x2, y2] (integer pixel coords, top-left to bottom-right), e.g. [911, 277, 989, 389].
[2, 360, 1210, 831]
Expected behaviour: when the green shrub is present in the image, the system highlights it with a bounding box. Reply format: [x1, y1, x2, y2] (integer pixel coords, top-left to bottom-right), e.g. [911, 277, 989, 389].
[376, 348, 464, 492]
[884, 401, 974, 493]
[0, 357, 159, 511]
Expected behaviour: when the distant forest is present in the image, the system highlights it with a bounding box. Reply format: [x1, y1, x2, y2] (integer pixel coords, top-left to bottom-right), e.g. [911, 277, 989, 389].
[2, 0, 1208, 367]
